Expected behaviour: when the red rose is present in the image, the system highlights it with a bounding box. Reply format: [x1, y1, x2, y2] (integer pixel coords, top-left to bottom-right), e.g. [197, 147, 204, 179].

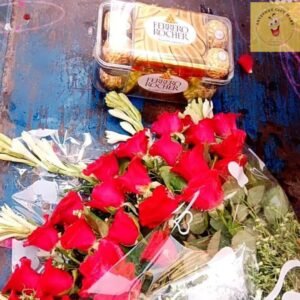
[139, 186, 178, 229]
[24, 216, 59, 252]
[211, 129, 246, 159]
[179, 170, 224, 210]
[185, 119, 215, 145]
[213, 113, 240, 137]
[119, 157, 151, 194]
[8, 290, 20, 300]
[141, 230, 178, 267]
[112, 260, 136, 280]
[172, 145, 210, 181]
[151, 112, 183, 136]
[107, 209, 139, 246]
[61, 218, 96, 251]
[79, 239, 124, 295]
[182, 115, 194, 128]
[2, 258, 40, 294]
[39, 259, 73, 297]
[90, 179, 125, 212]
[213, 155, 248, 179]
[115, 130, 148, 159]
[92, 276, 141, 300]
[83, 152, 119, 181]
[50, 191, 83, 226]
[149, 135, 183, 166]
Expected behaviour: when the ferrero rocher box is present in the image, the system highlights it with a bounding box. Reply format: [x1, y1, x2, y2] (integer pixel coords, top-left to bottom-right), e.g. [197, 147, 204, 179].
[93, 0, 234, 102]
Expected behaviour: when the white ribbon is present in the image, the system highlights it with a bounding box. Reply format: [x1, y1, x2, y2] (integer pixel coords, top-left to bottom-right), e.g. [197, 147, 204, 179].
[265, 260, 300, 300]
[173, 191, 200, 236]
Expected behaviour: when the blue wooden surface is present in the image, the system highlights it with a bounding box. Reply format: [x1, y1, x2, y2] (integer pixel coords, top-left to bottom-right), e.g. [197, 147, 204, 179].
[0, 0, 299, 288]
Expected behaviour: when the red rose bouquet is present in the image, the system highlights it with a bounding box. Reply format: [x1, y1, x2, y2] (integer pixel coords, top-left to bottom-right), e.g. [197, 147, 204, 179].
[0, 92, 299, 300]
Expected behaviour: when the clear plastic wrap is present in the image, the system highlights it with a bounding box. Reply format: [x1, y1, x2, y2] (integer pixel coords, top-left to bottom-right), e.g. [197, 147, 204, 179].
[86, 145, 298, 300]
[9, 129, 103, 223]
[88, 229, 253, 300]
[93, 0, 234, 102]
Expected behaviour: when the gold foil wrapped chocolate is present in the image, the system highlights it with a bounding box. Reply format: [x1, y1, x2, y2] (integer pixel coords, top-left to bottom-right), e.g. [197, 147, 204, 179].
[205, 48, 230, 79]
[206, 20, 228, 49]
[184, 78, 217, 100]
[100, 69, 124, 90]
[102, 38, 132, 65]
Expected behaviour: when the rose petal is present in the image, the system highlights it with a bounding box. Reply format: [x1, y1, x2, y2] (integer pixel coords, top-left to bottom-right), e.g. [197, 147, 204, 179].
[139, 186, 178, 229]
[210, 129, 246, 159]
[107, 209, 139, 246]
[238, 54, 254, 74]
[213, 155, 247, 179]
[172, 145, 210, 181]
[50, 191, 83, 226]
[115, 130, 148, 159]
[2, 258, 40, 294]
[151, 111, 183, 136]
[213, 113, 240, 137]
[39, 259, 73, 297]
[149, 135, 183, 166]
[119, 157, 151, 194]
[24, 217, 59, 252]
[141, 230, 179, 267]
[79, 239, 124, 295]
[83, 152, 119, 181]
[61, 218, 96, 252]
[90, 179, 125, 212]
[179, 170, 224, 210]
[185, 118, 215, 145]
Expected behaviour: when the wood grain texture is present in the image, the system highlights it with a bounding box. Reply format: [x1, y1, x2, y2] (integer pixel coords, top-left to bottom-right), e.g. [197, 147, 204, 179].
[0, 0, 299, 287]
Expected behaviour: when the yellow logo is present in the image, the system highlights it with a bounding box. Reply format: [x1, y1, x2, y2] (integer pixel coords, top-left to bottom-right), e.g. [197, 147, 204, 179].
[166, 14, 176, 24]
[251, 2, 300, 52]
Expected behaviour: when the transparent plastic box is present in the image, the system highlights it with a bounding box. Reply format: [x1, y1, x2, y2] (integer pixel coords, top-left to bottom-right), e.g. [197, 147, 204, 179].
[93, 0, 234, 102]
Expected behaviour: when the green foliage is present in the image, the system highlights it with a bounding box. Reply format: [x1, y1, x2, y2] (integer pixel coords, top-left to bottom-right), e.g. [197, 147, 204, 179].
[159, 166, 187, 193]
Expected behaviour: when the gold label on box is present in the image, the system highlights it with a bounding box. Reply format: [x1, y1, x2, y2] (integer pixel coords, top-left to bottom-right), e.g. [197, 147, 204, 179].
[251, 2, 300, 52]
[138, 73, 189, 94]
[145, 15, 197, 45]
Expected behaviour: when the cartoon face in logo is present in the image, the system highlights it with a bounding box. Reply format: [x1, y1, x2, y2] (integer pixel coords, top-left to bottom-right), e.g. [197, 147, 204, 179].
[268, 13, 280, 36]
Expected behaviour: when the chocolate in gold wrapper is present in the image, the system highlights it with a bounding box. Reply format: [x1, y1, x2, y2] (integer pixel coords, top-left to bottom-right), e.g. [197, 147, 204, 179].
[99, 69, 124, 90]
[94, 1, 234, 103]
[102, 38, 132, 65]
[206, 48, 230, 79]
[206, 20, 229, 49]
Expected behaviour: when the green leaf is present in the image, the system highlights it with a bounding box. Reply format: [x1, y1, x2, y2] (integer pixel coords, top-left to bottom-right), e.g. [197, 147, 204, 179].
[247, 185, 265, 208]
[234, 204, 249, 223]
[190, 212, 208, 235]
[118, 158, 130, 175]
[232, 229, 256, 251]
[263, 186, 290, 224]
[210, 218, 226, 232]
[184, 236, 211, 250]
[207, 230, 221, 256]
[159, 166, 187, 193]
[84, 208, 109, 237]
[223, 180, 245, 204]
[227, 220, 242, 236]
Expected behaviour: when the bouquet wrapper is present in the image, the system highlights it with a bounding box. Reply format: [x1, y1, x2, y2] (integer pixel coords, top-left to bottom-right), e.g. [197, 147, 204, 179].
[87, 231, 252, 300]
[87, 145, 298, 300]
[9, 129, 103, 224]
